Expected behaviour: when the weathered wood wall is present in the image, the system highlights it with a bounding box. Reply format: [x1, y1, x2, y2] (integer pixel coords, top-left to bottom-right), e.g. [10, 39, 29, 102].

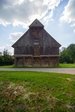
[15, 57, 59, 67]
[14, 46, 59, 55]
[13, 20, 61, 67]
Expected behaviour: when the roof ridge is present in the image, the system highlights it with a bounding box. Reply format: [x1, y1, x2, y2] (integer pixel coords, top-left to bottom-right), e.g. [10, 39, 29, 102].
[29, 19, 44, 28]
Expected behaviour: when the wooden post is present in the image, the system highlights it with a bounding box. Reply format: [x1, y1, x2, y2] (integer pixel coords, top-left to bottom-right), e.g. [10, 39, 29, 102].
[31, 57, 33, 66]
[24, 57, 25, 66]
[48, 57, 50, 67]
[40, 57, 41, 67]
[14, 57, 17, 66]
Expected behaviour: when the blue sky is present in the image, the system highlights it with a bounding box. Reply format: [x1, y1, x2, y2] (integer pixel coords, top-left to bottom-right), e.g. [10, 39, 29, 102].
[0, 0, 75, 54]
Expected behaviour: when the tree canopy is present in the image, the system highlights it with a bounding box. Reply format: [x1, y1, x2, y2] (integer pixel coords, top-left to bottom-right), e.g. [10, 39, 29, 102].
[60, 44, 75, 63]
[0, 49, 14, 66]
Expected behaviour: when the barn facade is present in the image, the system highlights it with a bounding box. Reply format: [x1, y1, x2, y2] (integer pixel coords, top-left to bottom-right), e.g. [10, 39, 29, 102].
[12, 19, 61, 67]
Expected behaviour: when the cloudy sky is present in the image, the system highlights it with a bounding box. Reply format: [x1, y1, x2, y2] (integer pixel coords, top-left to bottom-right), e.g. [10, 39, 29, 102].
[0, 0, 75, 54]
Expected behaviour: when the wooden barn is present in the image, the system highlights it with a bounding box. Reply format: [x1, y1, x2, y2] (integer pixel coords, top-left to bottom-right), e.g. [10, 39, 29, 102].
[12, 19, 61, 67]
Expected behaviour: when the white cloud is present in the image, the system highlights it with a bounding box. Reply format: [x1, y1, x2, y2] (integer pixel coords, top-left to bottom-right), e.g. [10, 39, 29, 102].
[8, 32, 23, 54]
[0, 0, 61, 27]
[9, 32, 23, 42]
[60, 0, 75, 31]
[0, 46, 5, 52]
[0, 45, 13, 55]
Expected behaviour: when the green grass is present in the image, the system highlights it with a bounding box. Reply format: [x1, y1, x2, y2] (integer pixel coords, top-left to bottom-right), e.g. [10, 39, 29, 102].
[59, 63, 75, 68]
[0, 65, 14, 68]
[0, 71, 75, 112]
[0, 63, 75, 68]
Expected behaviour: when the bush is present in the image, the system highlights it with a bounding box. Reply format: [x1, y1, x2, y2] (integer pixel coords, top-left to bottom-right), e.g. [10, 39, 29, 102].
[60, 44, 75, 63]
[0, 50, 14, 66]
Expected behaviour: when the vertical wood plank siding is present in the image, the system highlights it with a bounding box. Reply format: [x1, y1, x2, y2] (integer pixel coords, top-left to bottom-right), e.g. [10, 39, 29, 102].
[12, 19, 61, 67]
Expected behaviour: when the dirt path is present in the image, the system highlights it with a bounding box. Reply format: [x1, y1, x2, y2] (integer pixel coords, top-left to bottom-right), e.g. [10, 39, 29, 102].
[0, 68, 75, 74]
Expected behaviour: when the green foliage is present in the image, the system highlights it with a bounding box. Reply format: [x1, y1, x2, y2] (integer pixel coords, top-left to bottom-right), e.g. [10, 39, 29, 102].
[60, 44, 75, 63]
[0, 49, 14, 66]
[67, 44, 75, 63]
[60, 48, 73, 63]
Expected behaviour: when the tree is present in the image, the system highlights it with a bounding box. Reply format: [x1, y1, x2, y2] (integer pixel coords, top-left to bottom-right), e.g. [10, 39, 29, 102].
[67, 44, 75, 63]
[0, 52, 2, 56]
[60, 48, 72, 63]
[0, 56, 3, 65]
[60, 44, 75, 63]
[0, 49, 14, 66]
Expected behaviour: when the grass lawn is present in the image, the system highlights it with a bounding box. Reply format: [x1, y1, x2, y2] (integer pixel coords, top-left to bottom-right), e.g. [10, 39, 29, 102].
[59, 63, 75, 68]
[0, 65, 14, 68]
[0, 63, 75, 68]
[0, 71, 75, 112]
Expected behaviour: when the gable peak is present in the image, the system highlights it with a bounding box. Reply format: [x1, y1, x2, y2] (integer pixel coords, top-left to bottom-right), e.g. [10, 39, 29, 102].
[29, 19, 44, 28]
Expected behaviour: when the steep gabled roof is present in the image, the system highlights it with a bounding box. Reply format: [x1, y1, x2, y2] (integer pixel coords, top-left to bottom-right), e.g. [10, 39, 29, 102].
[29, 19, 44, 28]
[43, 29, 61, 47]
[12, 19, 61, 48]
[12, 30, 29, 48]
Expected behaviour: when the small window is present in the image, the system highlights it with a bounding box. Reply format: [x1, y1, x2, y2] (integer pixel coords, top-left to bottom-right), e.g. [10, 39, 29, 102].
[34, 42, 39, 45]
[33, 39, 39, 45]
[34, 41, 39, 45]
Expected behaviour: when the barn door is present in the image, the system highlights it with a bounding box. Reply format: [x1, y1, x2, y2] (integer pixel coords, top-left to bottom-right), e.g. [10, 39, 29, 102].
[34, 45, 40, 56]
